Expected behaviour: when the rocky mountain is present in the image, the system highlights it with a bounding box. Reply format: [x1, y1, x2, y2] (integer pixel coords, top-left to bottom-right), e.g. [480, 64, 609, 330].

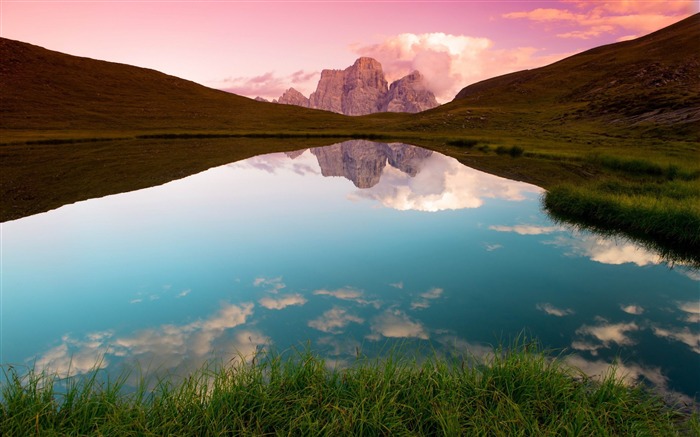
[287, 140, 433, 188]
[308, 69, 345, 113]
[338, 57, 388, 115]
[380, 71, 437, 113]
[281, 57, 438, 116]
[277, 88, 309, 107]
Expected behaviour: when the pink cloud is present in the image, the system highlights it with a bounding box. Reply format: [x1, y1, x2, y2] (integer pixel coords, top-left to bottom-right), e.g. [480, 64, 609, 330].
[504, 8, 580, 22]
[505, 0, 696, 40]
[353, 33, 570, 102]
[218, 70, 319, 101]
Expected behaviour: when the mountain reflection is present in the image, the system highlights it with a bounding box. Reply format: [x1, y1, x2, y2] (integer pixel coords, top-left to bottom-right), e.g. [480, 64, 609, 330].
[255, 140, 543, 212]
[305, 140, 433, 189]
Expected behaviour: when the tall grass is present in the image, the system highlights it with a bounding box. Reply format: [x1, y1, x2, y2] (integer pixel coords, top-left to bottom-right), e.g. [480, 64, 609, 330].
[2, 341, 696, 435]
[544, 181, 700, 266]
[586, 154, 698, 181]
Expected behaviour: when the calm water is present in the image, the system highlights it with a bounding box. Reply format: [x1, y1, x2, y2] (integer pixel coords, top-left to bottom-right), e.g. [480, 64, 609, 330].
[2, 140, 698, 401]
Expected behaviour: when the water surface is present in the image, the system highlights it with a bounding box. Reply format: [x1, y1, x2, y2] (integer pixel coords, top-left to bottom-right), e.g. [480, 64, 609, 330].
[2, 140, 698, 401]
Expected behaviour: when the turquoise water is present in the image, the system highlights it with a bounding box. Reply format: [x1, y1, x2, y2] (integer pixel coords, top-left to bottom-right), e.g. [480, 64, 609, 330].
[2, 140, 698, 401]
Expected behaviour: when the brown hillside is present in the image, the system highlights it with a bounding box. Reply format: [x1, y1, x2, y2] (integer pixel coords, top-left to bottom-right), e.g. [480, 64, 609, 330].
[0, 38, 362, 136]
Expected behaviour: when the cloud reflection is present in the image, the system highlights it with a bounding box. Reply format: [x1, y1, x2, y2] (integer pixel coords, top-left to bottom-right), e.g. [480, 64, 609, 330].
[253, 276, 286, 293]
[620, 304, 644, 315]
[548, 234, 663, 267]
[489, 224, 562, 235]
[574, 319, 640, 348]
[368, 309, 429, 340]
[313, 287, 381, 308]
[308, 307, 364, 334]
[652, 326, 700, 354]
[259, 294, 307, 310]
[350, 152, 542, 212]
[411, 287, 444, 310]
[677, 301, 700, 324]
[563, 354, 693, 405]
[33, 302, 260, 377]
[536, 303, 574, 317]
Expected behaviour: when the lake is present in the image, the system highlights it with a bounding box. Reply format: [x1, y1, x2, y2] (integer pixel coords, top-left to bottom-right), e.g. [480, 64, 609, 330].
[2, 140, 698, 402]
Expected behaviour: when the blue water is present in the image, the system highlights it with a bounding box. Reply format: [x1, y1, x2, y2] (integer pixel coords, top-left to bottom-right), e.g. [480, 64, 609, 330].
[2, 140, 698, 402]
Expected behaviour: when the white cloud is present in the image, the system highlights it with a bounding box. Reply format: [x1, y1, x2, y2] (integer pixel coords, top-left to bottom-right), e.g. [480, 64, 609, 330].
[259, 293, 307, 310]
[489, 225, 562, 235]
[620, 304, 644, 315]
[33, 331, 115, 376]
[176, 289, 191, 298]
[575, 320, 640, 347]
[308, 307, 364, 334]
[677, 300, 700, 324]
[503, 1, 694, 40]
[216, 70, 320, 101]
[571, 340, 603, 356]
[548, 234, 663, 267]
[421, 288, 444, 300]
[652, 326, 700, 354]
[253, 276, 286, 293]
[350, 150, 542, 212]
[368, 309, 429, 340]
[564, 354, 679, 399]
[34, 302, 258, 377]
[389, 281, 404, 289]
[313, 288, 381, 308]
[411, 288, 445, 310]
[565, 353, 695, 406]
[536, 303, 575, 317]
[353, 33, 570, 102]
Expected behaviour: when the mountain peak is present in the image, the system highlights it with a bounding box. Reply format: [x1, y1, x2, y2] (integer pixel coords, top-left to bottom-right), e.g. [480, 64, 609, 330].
[285, 58, 438, 115]
[278, 87, 310, 107]
[352, 57, 383, 70]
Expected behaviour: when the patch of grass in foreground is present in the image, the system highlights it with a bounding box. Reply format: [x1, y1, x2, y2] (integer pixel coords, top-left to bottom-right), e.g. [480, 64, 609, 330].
[2, 342, 696, 436]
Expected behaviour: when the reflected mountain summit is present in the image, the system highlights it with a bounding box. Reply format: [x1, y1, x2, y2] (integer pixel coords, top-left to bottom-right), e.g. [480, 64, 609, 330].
[286, 140, 432, 189]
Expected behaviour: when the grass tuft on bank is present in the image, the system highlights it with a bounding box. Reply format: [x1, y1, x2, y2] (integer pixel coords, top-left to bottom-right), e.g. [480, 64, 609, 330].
[2, 341, 696, 435]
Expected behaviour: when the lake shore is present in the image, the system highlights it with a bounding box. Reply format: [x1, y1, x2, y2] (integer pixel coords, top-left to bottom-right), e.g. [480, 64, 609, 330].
[2, 132, 698, 266]
[2, 341, 697, 435]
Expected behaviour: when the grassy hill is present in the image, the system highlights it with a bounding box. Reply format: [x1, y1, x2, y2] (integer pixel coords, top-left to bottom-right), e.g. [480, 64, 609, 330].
[445, 13, 699, 140]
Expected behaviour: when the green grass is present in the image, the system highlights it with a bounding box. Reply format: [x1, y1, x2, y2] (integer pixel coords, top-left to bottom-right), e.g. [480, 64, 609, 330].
[2, 341, 697, 436]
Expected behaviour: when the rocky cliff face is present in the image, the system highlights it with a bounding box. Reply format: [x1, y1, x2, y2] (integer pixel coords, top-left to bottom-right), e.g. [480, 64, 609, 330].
[277, 87, 309, 107]
[309, 70, 345, 113]
[341, 57, 388, 115]
[280, 58, 438, 115]
[380, 71, 438, 113]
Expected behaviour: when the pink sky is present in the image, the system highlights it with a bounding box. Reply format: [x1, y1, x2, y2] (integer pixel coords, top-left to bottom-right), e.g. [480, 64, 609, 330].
[2, 1, 696, 102]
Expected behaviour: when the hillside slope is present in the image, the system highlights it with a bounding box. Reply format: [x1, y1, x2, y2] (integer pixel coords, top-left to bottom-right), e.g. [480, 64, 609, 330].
[0, 38, 367, 139]
[384, 14, 699, 141]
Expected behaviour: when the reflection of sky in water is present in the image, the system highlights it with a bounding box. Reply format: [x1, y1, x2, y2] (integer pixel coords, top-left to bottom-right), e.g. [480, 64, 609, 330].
[2, 141, 698, 403]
